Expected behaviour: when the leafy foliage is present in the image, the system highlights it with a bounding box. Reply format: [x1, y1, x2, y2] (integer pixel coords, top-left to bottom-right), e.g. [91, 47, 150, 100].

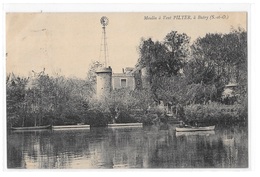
[138, 31, 190, 77]
[184, 102, 246, 124]
[137, 29, 247, 106]
[6, 71, 95, 127]
[138, 31, 190, 101]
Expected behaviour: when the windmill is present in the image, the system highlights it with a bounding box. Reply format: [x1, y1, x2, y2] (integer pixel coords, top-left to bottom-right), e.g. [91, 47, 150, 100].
[95, 16, 112, 99]
[99, 16, 109, 67]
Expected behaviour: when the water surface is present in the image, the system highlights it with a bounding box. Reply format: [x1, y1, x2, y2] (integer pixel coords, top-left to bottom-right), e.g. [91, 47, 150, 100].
[7, 124, 248, 169]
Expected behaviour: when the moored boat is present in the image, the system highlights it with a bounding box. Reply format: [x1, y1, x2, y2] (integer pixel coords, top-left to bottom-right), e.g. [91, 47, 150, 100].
[176, 125, 215, 132]
[11, 125, 51, 131]
[176, 130, 215, 137]
[107, 123, 143, 128]
[52, 124, 90, 130]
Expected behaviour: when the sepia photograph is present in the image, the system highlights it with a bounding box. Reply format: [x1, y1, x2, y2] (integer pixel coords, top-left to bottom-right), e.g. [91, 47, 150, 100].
[5, 11, 248, 169]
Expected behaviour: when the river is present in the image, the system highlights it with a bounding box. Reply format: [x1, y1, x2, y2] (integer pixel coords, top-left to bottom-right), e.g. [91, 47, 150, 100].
[7, 123, 248, 169]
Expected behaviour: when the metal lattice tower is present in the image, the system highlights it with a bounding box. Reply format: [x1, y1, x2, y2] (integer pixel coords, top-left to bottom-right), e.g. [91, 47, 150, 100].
[99, 16, 109, 67]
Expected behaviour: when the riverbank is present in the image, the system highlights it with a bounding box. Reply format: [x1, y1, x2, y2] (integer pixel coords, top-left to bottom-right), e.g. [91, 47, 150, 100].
[7, 101, 247, 129]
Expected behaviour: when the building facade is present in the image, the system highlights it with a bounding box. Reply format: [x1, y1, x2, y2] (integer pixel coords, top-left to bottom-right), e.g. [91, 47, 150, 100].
[112, 67, 135, 90]
[95, 66, 149, 91]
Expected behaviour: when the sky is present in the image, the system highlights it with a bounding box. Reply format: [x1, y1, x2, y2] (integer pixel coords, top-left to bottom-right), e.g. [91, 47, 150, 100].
[6, 12, 247, 79]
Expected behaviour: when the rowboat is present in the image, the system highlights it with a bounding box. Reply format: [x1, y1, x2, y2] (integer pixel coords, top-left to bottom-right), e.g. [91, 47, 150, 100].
[52, 124, 90, 130]
[176, 130, 215, 137]
[107, 123, 143, 128]
[175, 125, 215, 132]
[11, 125, 51, 131]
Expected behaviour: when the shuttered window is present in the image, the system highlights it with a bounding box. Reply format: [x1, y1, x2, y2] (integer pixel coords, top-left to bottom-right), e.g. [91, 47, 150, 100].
[120, 79, 127, 87]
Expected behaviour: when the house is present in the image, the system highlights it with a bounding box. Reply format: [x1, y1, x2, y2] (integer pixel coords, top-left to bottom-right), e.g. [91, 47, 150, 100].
[111, 66, 151, 91]
[112, 67, 135, 90]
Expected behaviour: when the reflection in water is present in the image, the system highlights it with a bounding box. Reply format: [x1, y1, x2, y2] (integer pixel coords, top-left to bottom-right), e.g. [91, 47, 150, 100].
[7, 124, 248, 169]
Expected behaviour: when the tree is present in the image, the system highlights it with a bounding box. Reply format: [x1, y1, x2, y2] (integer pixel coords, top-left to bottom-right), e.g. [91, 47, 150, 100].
[6, 73, 28, 127]
[189, 29, 247, 85]
[86, 61, 103, 84]
[163, 31, 190, 76]
[138, 31, 190, 77]
[138, 31, 190, 101]
[186, 29, 247, 103]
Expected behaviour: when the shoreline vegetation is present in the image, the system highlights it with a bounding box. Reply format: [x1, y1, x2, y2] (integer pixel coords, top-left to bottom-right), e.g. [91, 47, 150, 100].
[6, 28, 247, 128]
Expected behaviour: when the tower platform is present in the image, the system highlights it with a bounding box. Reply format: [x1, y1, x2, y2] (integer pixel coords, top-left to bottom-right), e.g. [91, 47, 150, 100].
[96, 66, 112, 74]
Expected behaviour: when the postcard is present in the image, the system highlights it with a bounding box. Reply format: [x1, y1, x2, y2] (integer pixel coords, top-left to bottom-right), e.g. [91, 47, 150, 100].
[5, 9, 248, 169]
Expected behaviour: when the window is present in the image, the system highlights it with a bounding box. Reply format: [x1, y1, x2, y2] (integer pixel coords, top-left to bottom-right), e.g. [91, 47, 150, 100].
[120, 79, 127, 88]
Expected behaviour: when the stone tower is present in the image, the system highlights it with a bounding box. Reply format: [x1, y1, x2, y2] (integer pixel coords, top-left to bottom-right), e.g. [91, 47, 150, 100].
[96, 16, 112, 99]
[96, 66, 112, 99]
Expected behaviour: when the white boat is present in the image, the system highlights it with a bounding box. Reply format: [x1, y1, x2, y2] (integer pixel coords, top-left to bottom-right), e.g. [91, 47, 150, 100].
[176, 130, 215, 137]
[176, 125, 215, 132]
[52, 124, 90, 130]
[11, 125, 51, 131]
[107, 123, 143, 128]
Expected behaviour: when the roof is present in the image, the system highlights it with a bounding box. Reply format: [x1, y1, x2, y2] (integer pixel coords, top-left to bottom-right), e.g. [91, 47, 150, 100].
[112, 73, 134, 77]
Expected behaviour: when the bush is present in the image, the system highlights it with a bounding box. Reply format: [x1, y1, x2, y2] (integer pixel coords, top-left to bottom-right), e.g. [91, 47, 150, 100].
[86, 110, 109, 127]
[184, 102, 245, 124]
[141, 113, 158, 126]
[115, 110, 138, 123]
